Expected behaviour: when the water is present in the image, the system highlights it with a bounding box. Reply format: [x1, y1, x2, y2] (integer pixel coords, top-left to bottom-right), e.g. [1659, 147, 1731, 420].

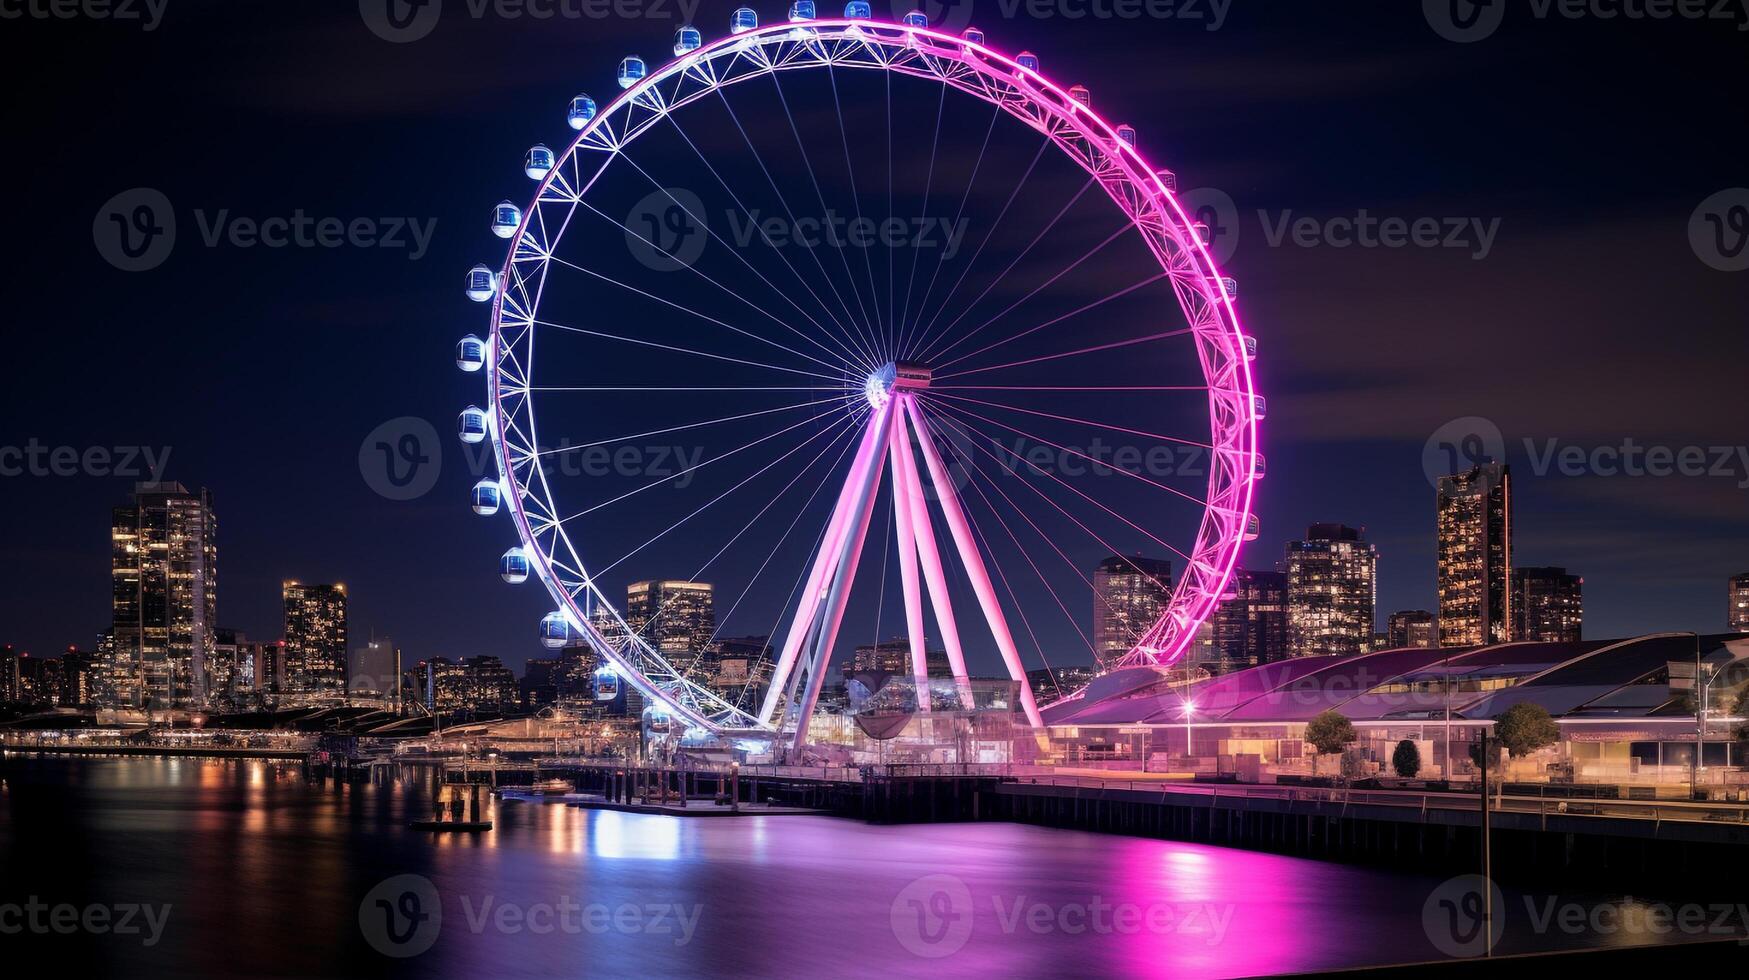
[0, 757, 1723, 977]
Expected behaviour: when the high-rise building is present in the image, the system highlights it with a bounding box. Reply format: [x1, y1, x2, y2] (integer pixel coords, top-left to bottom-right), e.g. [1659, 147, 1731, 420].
[350, 636, 400, 704]
[1285, 524, 1378, 659]
[1732, 573, 1749, 632]
[1511, 567, 1583, 642]
[1386, 610, 1438, 650]
[1091, 555, 1175, 670]
[0, 645, 21, 703]
[109, 482, 218, 709]
[1210, 570, 1288, 672]
[282, 582, 348, 698]
[1437, 462, 1512, 647]
[625, 580, 715, 675]
[458, 655, 519, 712]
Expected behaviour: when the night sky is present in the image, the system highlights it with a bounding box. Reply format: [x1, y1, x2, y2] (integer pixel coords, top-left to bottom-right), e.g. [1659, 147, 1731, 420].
[4, 0, 1746, 677]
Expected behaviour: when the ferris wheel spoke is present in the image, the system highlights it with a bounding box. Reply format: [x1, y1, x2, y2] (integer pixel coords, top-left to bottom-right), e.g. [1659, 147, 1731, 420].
[907, 136, 1054, 360]
[762, 72, 885, 361]
[538, 256, 854, 382]
[604, 153, 873, 377]
[824, 62, 889, 357]
[696, 418, 865, 654]
[591, 407, 859, 581]
[921, 402, 1195, 567]
[711, 87, 882, 369]
[923, 220, 1130, 367]
[936, 409, 1148, 657]
[526, 396, 853, 462]
[555, 399, 859, 525]
[922, 390, 1213, 451]
[900, 99, 1003, 362]
[895, 80, 948, 361]
[663, 112, 876, 372]
[531, 317, 848, 384]
[931, 282, 1181, 378]
[914, 177, 1099, 366]
[559, 204, 863, 379]
[921, 395, 1212, 509]
[945, 442, 1097, 671]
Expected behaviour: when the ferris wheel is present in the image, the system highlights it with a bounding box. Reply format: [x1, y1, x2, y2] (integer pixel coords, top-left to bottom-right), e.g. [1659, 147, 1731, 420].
[455, 5, 1261, 748]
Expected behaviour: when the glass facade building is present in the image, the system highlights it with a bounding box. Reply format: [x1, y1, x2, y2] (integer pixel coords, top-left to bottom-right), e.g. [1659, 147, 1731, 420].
[109, 482, 217, 709]
[1437, 462, 1512, 647]
[1285, 524, 1377, 659]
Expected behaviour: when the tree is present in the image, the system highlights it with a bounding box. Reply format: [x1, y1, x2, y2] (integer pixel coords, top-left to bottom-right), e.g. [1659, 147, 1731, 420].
[1392, 739, 1422, 778]
[1304, 711, 1356, 777]
[1494, 703, 1560, 759]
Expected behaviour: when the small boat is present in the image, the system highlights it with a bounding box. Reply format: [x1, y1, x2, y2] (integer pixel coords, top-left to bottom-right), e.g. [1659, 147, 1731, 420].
[530, 778, 575, 795]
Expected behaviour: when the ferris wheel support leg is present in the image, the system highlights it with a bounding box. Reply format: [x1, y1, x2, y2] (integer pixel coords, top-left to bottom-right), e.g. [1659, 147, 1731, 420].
[887, 405, 933, 713]
[787, 415, 891, 754]
[892, 398, 974, 711]
[758, 406, 891, 727]
[905, 397, 1046, 731]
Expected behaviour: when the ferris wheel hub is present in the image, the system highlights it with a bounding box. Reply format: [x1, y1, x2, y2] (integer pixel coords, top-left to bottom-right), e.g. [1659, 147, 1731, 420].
[862, 361, 932, 410]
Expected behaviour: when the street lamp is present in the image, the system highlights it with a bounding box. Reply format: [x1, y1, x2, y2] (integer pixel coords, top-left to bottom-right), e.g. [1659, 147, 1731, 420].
[1181, 699, 1197, 759]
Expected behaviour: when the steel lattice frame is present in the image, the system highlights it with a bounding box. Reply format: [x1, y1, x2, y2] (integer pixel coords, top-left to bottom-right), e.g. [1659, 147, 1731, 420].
[482, 17, 1261, 738]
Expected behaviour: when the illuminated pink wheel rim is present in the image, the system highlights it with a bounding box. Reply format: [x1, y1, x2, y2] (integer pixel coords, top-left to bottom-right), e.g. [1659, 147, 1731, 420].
[478, 16, 1261, 738]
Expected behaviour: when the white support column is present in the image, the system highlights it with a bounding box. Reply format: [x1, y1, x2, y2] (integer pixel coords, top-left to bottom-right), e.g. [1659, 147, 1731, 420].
[759, 406, 890, 726]
[886, 404, 931, 702]
[787, 412, 891, 752]
[904, 397, 1046, 730]
[892, 397, 973, 707]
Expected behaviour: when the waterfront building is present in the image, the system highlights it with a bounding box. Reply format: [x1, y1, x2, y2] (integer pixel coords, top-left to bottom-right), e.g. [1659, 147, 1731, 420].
[1437, 461, 1512, 647]
[1026, 664, 1099, 706]
[1285, 525, 1378, 658]
[1092, 555, 1175, 670]
[282, 582, 349, 698]
[1386, 610, 1437, 650]
[349, 636, 400, 705]
[458, 655, 519, 712]
[625, 580, 716, 677]
[109, 482, 218, 709]
[1511, 567, 1583, 643]
[1732, 573, 1749, 632]
[1210, 570, 1288, 672]
[211, 628, 276, 700]
[0, 645, 18, 703]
